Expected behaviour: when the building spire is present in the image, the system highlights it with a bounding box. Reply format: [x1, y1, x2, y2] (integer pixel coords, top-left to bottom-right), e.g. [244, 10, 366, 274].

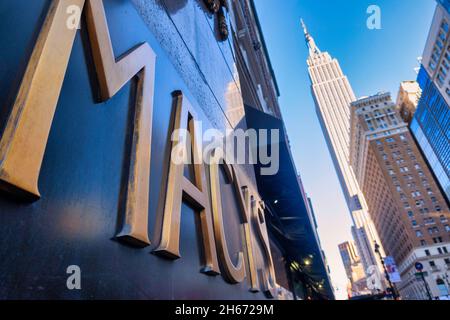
[301, 19, 321, 56]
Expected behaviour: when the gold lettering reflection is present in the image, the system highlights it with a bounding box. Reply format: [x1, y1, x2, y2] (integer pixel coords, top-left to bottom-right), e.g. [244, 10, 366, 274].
[0, 0, 156, 246]
[253, 200, 277, 297]
[241, 189, 259, 292]
[154, 91, 220, 275]
[209, 155, 246, 283]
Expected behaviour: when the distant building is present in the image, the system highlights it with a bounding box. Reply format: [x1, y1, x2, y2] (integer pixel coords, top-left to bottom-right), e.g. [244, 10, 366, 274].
[412, 0, 450, 203]
[338, 241, 369, 297]
[350, 92, 450, 300]
[396, 81, 421, 124]
[301, 20, 385, 282]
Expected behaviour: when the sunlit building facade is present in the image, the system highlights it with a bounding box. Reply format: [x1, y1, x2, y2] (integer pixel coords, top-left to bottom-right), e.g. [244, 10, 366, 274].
[350, 92, 450, 300]
[412, 0, 450, 203]
[396, 81, 421, 124]
[338, 241, 369, 298]
[302, 21, 385, 283]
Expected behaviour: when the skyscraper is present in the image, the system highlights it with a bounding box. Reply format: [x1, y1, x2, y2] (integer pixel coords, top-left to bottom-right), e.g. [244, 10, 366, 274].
[302, 20, 384, 280]
[338, 241, 369, 298]
[350, 92, 450, 300]
[411, 0, 450, 203]
[396, 81, 421, 124]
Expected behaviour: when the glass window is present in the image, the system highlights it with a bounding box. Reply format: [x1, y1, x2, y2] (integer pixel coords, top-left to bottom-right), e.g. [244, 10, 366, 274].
[442, 21, 449, 33]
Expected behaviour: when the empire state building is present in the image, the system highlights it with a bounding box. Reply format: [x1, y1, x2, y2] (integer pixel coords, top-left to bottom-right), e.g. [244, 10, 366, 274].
[302, 20, 383, 276]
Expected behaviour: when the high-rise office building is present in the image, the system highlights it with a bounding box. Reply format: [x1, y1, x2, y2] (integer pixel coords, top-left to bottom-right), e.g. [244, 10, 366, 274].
[412, 0, 450, 203]
[302, 21, 384, 281]
[396, 81, 421, 124]
[350, 92, 450, 300]
[338, 241, 369, 297]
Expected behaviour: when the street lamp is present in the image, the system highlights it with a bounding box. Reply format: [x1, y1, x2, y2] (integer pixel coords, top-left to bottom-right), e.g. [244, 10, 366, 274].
[374, 242, 398, 300]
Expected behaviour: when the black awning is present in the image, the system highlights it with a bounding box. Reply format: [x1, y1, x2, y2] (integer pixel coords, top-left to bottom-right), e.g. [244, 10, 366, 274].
[244, 105, 334, 299]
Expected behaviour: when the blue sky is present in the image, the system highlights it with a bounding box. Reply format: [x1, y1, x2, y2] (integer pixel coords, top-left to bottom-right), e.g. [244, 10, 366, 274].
[253, 0, 436, 299]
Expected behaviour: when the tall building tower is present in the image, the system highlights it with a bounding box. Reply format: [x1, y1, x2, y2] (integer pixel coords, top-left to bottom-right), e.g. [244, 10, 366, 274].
[396, 81, 421, 124]
[350, 92, 450, 300]
[412, 0, 450, 203]
[338, 241, 369, 297]
[301, 21, 384, 279]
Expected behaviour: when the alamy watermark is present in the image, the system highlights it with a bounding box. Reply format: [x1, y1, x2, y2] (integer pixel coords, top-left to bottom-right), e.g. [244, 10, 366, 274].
[367, 5, 382, 30]
[171, 123, 280, 176]
[66, 5, 81, 30]
[66, 265, 81, 290]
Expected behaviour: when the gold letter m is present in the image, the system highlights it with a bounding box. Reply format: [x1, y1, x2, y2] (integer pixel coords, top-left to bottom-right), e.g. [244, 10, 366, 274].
[0, 0, 156, 246]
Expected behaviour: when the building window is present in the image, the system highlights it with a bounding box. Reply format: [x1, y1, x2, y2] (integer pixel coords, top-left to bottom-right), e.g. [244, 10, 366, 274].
[437, 278, 449, 296]
[438, 247, 443, 255]
[442, 20, 449, 33]
[412, 191, 421, 197]
[412, 220, 418, 227]
[443, 247, 448, 254]
[386, 137, 395, 143]
[420, 240, 427, 246]
[433, 237, 443, 244]
[416, 230, 423, 237]
[425, 249, 431, 256]
[428, 227, 440, 235]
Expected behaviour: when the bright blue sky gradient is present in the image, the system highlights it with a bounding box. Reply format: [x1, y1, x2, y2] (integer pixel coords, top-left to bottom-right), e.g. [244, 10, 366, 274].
[254, 0, 436, 299]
